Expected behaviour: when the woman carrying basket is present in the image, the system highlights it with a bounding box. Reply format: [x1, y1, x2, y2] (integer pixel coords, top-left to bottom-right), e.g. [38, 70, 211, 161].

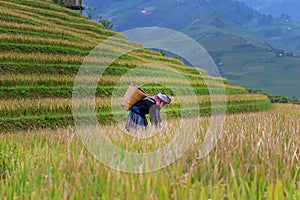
[125, 92, 171, 131]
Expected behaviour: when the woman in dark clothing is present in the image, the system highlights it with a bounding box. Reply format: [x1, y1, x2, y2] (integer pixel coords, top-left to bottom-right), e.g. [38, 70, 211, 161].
[125, 93, 171, 131]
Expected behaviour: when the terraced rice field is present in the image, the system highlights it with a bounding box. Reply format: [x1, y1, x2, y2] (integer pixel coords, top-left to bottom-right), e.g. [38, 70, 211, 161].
[2, 1, 299, 200]
[0, 0, 271, 132]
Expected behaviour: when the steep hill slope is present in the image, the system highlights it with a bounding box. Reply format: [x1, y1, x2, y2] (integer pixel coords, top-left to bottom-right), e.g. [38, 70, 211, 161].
[86, 0, 300, 98]
[0, 0, 270, 132]
[239, 0, 300, 21]
[181, 14, 300, 99]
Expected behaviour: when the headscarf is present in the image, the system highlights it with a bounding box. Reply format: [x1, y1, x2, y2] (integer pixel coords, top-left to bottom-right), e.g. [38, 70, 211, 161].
[155, 93, 171, 105]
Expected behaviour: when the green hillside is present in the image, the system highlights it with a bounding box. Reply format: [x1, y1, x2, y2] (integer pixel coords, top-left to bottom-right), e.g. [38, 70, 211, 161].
[181, 16, 300, 99]
[87, 0, 300, 99]
[0, 0, 271, 132]
[240, 0, 300, 21]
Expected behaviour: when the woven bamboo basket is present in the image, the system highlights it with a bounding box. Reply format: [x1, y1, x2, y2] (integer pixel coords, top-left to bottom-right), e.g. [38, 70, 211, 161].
[121, 83, 147, 111]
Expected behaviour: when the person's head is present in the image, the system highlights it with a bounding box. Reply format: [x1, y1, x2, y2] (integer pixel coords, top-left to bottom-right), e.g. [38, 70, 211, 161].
[154, 93, 171, 108]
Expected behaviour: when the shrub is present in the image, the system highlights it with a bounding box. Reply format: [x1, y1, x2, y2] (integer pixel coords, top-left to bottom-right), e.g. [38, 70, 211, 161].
[279, 96, 289, 103]
[53, 0, 65, 6]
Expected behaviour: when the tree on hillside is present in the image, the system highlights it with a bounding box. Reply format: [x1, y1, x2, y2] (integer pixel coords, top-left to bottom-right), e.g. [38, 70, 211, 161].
[86, 7, 97, 19]
[98, 16, 114, 29]
[279, 96, 289, 103]
[280, 13, 290, 20]
[158, 50, 165, 56]
[54, 0, 65, 6]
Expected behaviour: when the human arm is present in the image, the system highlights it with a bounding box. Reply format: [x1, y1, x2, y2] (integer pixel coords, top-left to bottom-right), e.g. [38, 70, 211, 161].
[149, 105, 162, 127]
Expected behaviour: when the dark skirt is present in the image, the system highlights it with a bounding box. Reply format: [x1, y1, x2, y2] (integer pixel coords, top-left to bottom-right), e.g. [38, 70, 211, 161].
[125, 106, 148, 131]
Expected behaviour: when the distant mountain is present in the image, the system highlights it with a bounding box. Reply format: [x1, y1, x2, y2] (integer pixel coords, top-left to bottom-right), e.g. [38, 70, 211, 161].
[85, 0, 300, 51]
[239, 0, 300, 21]
[83, 0, 300, 99]
[85, 0, 261, 31]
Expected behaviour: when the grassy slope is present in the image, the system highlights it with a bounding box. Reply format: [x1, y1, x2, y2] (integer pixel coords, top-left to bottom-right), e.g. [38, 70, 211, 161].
[240, 0, 300, 21]
[0, 0, 270, 132]
[182, 18, 300, 98]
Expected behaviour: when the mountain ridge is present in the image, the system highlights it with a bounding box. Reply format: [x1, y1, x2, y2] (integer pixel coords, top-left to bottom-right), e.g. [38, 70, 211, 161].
[84, 0, 300, 98]
[238, 0, 300, 21]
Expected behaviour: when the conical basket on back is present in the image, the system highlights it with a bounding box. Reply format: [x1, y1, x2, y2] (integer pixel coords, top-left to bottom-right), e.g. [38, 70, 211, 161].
[121, 83, 147, 111]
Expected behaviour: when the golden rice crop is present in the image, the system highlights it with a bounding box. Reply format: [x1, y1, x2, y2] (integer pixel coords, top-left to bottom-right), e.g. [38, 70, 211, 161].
[1, 8, 215, 73]
[98, 74, 242, 90]
[1, 0, 123, 39]
[0, 74, 75, 86]
[0, 26, 145, 57]
[130, 51, 184, 65]
[1, 2, 143, 51]
[0, 94, 268, 114]
[130, 56, 208, 74]
[0, 52, 84, 64]
[0, 37, 182, 68]
[2, 0, 96, 26]
[1, 1, 104, 33]
[0, 52, 164, 67]
[0, 34, 95, 50]
[0, 8, 102, 44]
[0, 104, 298, 199]
[0, 20, 98, 44]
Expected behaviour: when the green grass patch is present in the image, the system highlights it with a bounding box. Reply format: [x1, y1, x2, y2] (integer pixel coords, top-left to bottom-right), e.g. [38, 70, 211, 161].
[0, 43, 90, 55]
[0, 15, 44, 26]
[0, 100, 270, 132]
[0, 85, 247, 100]
[0, 27, 93, 43]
